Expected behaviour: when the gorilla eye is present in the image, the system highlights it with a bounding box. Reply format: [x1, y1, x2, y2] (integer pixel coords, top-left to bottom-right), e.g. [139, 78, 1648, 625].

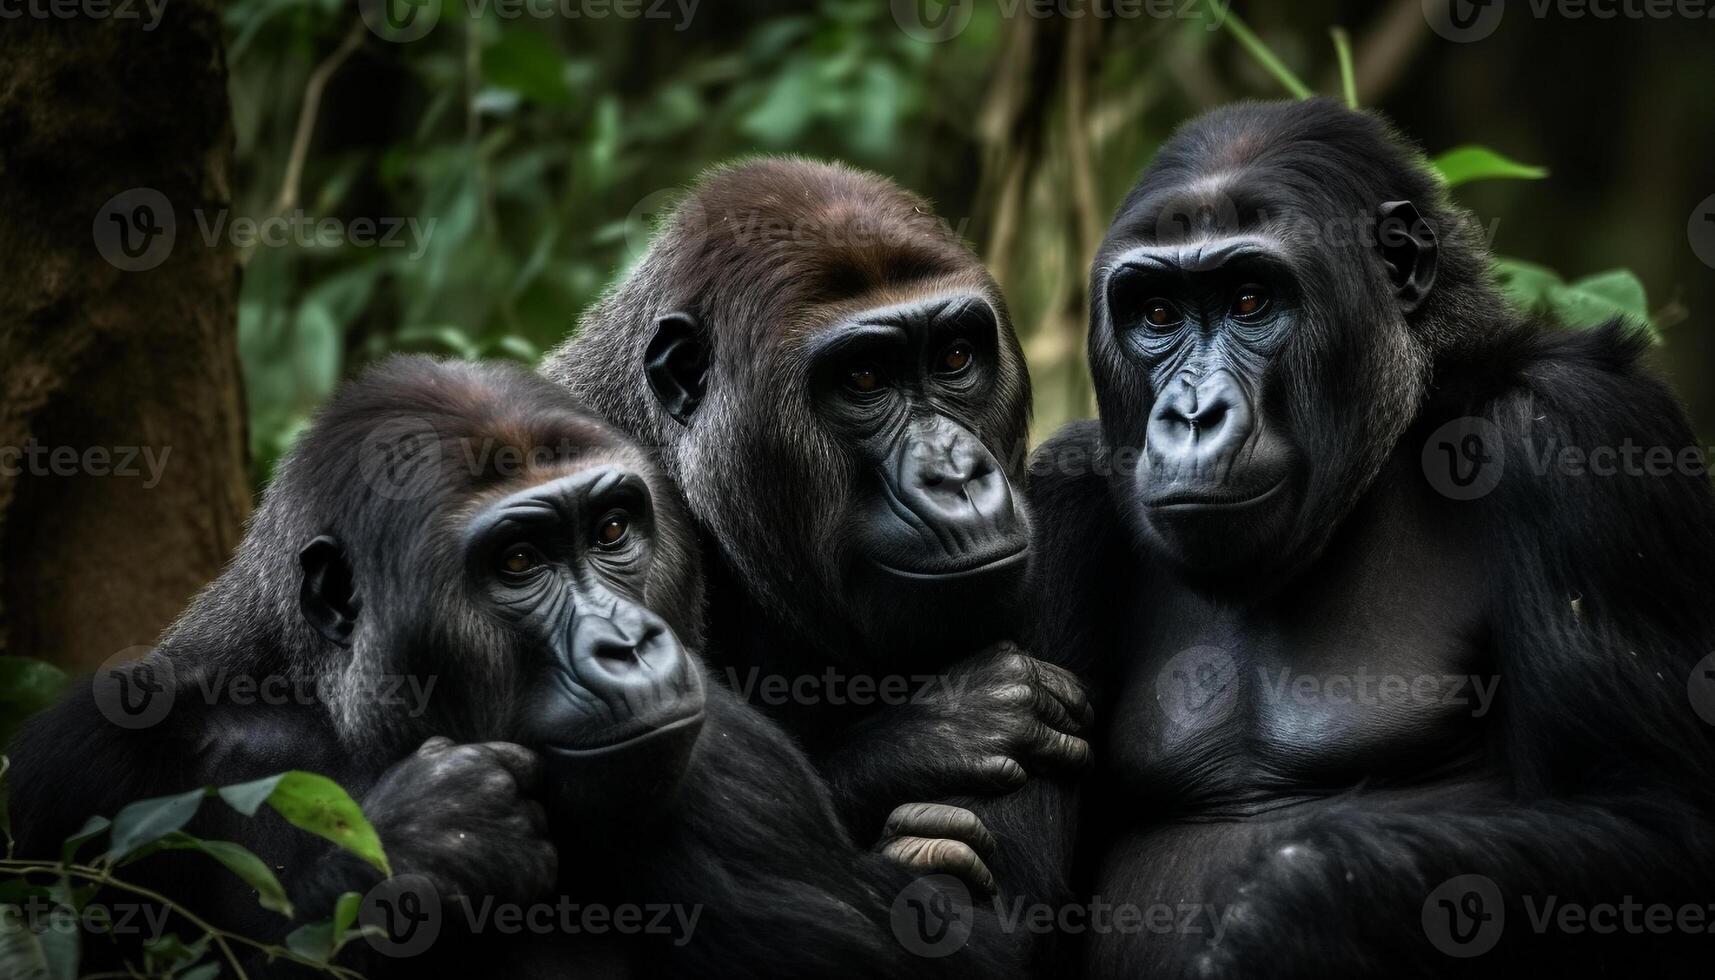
[1143, 299, 1182, 328]
[499, 546, 542, 577]
[1232, 285, 1271, 319]
[847, 367, 884, 393]
[936, 341, 974, 375]
[594, 511, 630, 548]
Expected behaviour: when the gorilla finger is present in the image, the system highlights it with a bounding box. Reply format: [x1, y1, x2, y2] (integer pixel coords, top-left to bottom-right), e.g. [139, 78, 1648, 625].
[1032, 662, 1094, 728]
[519, 798, 549, 836]
[880, 837, 996, 898]
[882, 803, 997, 856]
[1030, 685, 1080, 734]
[473, 741, 542, 791]
[977, 754, 1029, 791]
[1023, 724, 1093, 772]
[417, 735, 455, 755]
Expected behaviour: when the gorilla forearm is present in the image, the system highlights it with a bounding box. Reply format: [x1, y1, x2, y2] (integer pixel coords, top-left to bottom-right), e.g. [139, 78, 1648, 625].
[624, 683, 1024, 978]
[819, 645, 1092, 839]
[1200, 794, 1715, 978]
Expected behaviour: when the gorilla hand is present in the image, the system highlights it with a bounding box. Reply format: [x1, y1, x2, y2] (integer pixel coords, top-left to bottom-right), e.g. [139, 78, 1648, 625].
[363, 737, 558, 908]
[877, 802, 998, 897]
[830, 643, 1093, 828]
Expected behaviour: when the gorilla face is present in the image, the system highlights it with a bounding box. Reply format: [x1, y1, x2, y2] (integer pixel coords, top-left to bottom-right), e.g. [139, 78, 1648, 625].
[293, 360, 708, 822]
[808, 294, 1029, 591]
[465, 460, 706, 825]
[1087, 104, 1447, 586]
[552, 159, 1036, 659]
[464, 466, 705, 758]
[1100, 235, 1304, 573]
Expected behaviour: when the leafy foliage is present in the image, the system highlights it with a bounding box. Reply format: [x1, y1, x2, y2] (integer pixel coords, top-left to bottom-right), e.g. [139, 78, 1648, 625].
[0, 760, 384, 979]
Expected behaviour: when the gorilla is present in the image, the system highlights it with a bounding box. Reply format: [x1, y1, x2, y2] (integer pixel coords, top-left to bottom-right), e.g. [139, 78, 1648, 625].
[9, 356, 1015, 977]
[543, 158, 1091, 932]
[1028, 98, 1715, 977]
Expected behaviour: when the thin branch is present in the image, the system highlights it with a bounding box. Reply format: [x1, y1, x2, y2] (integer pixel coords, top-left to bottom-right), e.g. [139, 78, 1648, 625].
[1331, 27, 1358, 108]
[1352, 0, 1436, 103]
[1218, 10, 1313, 100]
[272, 18, 367, 218]
[0, 860, 364, 980]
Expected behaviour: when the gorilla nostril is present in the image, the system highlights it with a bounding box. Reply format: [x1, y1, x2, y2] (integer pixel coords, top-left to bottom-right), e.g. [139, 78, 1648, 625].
[1190, 402, 1229, 437]
[592, 640, 639, 664]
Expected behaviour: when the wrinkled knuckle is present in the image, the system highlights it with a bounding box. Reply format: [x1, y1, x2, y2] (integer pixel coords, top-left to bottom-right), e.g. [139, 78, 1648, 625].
[927, 839, 978, 869]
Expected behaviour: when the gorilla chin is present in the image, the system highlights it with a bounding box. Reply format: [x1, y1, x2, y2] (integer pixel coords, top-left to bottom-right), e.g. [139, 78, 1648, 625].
[528, 618, 709, 824]
[845, 510, 1033, 658]
[1132, 468, 1301, 579]
[538, 691, 707, 827]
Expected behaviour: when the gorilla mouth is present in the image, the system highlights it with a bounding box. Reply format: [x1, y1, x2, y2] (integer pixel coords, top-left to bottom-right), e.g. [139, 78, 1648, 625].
[1146, 478, 1288, 512]
[539, 707, 705, 759]
[869, 541, 1029, 580]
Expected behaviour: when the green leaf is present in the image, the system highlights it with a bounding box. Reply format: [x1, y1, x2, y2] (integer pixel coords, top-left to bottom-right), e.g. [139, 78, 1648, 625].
[36, 904, 76, 980]
[0, 658, 67, 709]
[107, 788, 206, 860]
[61, 815, 110, 865]
[285, 919, 337, 964]
[1430, 146, 1548, 188]
[1494, 259, 1658, 341]
[260, 772, 390, 877]
[0, 902, 78, 980]
[287, 889, 375, 963]
[145, 833, 293, 918]
[142, 930, 209, 969]
[1565, 269, 1649, 321]
[0, 657, 67, 747]
[0, 906, 46, 980]
[216, 774, 286, 817]
[1494, 257, 1563, 309]
[179, 962, 221, 980]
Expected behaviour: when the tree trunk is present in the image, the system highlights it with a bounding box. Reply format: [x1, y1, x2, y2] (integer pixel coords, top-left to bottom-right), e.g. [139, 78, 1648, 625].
[0, 0, 248, 674]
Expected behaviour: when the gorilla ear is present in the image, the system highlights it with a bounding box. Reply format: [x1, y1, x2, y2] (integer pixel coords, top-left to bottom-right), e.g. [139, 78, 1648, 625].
[1375, 200, 1438, 314]
[299, 535, 361, 647]
[644, 311, 711, 427]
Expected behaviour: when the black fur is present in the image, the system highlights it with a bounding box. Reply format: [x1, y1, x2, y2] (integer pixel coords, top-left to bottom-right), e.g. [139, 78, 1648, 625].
[1028, 99, 1715, 977]
[9, 356, 1014, 978]
[543, 158, 1090, 972]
